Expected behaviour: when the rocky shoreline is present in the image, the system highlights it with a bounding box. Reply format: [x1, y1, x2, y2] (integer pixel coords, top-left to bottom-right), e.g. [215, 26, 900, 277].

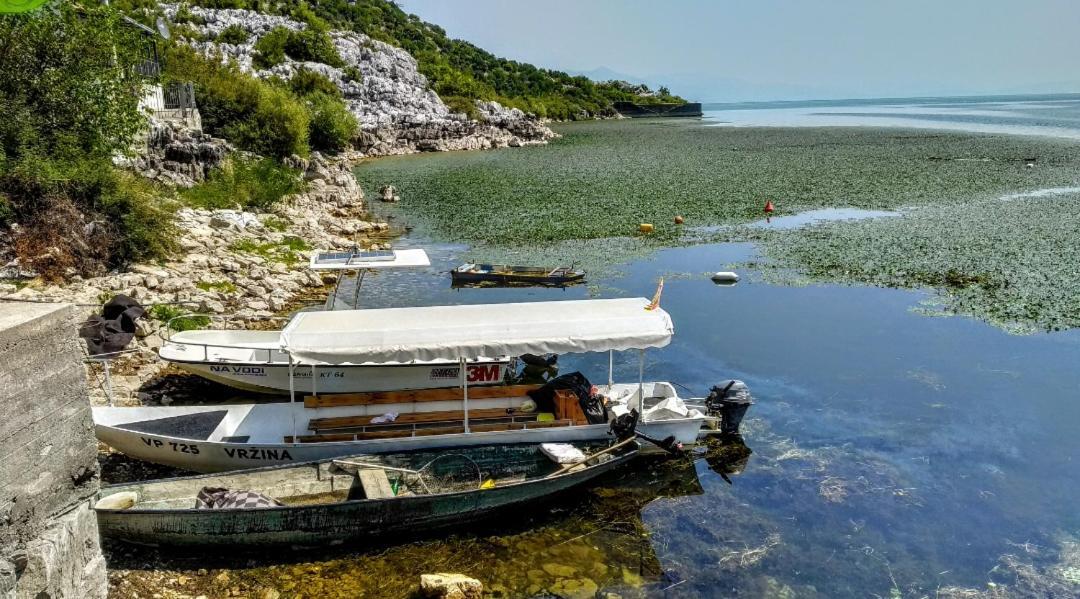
[3, 152, 385, 406]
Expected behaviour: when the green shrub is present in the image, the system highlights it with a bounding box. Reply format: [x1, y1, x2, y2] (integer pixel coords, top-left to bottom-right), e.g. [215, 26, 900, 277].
[182, 155, 304, 210]
[289, 68, 341, 98]
[306, 92, 357, 154]
[216, 24, 250, 44]
[343, 66, 363, 83]
[173, 23, 209, 42]
[167, 46, 310, 158]
[254, 25, 344, 69]
[442, 95, 480, 120]
[253, 26, 289, 68]
[173, 3, 205, 24]
[283, 27, 345, 67]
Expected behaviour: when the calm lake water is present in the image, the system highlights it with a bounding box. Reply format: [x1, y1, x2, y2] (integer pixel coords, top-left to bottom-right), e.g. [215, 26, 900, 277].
[326, 224, 1080, 596]
[703, 93, 1080, 139]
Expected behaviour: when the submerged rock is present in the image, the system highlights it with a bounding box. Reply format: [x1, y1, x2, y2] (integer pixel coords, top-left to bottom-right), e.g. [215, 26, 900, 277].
[419, 573, 483, 599]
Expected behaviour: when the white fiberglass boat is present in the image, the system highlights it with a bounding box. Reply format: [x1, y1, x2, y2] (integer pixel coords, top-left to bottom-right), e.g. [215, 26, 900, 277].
[97, 298, 744, 472]
[158, 248, 509, 394]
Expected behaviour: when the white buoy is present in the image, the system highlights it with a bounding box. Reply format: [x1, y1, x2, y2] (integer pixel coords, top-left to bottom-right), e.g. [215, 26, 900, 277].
[711, 271, 739, 283]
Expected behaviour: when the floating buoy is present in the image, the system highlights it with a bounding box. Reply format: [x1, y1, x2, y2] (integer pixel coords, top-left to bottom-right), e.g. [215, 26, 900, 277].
[711, 271, 739, 283]
[674, 215, 685, 224]
[764, 200, 775, 213]
[639, 223, 654, 233]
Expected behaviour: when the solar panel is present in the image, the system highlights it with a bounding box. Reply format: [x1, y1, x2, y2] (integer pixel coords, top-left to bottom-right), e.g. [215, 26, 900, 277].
[309, 248, 431, 270]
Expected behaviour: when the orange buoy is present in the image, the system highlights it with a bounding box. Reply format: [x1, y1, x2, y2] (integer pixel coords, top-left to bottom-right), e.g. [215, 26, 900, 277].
[674, 215, 685, 225]
[764, 200, 775, 213]
[639, 223, 654, 233]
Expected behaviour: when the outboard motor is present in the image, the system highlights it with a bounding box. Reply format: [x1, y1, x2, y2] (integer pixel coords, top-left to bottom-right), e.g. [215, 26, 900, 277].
[705, 380, 753, 435]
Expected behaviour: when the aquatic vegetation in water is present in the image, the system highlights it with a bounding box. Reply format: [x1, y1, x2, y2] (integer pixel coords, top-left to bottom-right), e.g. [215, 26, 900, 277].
[756, 194, 1080, 333]
[358, 121, 1080, 249]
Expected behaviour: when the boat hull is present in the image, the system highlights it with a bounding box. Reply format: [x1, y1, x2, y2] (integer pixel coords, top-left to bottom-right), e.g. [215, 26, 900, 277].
[93, 405, 706, 473]
[97, 445, 637, 547]
[169, 359, 510, 395]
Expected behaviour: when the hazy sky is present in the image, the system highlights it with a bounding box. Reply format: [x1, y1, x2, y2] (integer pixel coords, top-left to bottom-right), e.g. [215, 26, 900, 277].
[402, 0, 1080, 102]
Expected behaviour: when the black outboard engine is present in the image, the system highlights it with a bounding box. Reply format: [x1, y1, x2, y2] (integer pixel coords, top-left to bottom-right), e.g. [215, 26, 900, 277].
[705, 380, 753, 435]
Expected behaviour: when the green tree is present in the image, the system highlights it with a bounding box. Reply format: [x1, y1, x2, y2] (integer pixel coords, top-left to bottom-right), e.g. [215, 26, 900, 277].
[0, 3, 177, 277]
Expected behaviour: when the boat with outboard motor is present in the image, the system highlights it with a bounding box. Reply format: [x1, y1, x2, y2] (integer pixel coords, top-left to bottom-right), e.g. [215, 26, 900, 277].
[95, 298, 750, 472]
[94, 438, 640, 547]
[158, 248, 510, 394]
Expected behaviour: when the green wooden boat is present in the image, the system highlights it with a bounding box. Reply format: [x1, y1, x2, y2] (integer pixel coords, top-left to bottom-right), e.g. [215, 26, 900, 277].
[451, 263, 586, 286]
[95, 440, 638, 547]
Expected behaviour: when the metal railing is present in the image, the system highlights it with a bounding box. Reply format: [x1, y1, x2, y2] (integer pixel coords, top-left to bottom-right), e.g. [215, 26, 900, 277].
[163, 82, 196, 111]
[161, 312, 294, 364]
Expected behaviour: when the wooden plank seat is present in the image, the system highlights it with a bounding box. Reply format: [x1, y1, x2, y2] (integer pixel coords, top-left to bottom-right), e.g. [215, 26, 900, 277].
[309, 407, 534, 433]
[358, 469, 395, 499]
[285, 418, 574, 443]
[303, 384, 541, 409]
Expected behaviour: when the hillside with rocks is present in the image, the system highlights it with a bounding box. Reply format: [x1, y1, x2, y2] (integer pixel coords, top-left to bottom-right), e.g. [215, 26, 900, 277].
[161, 3, 556, 155]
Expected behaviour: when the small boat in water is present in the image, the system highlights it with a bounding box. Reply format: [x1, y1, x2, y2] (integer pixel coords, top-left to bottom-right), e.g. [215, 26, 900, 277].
[95, 440, 639, 547]
[451, 263, 586, 286]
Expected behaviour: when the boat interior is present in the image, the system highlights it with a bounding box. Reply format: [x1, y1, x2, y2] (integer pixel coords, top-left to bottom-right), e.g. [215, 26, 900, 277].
[96, 442, 627, 510]
[102, 382, 691, 445]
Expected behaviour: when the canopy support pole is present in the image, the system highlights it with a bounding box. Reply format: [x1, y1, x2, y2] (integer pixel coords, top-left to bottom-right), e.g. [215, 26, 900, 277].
[311, 364, 317, 397]
[328, 272, 343, 310]
[352, 269, 367, 309]
[608, 349, 614, 389]
[638, 349, 645, 417]
[288, 355, 297, 443]
[461, 357, 470, 433]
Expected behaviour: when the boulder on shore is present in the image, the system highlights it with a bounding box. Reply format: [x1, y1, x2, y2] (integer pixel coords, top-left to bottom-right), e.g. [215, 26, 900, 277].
[419, 573, 483, 599]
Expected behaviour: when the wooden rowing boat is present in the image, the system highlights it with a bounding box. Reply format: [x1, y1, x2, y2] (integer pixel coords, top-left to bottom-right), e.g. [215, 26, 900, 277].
[450, 263, 586, 286]
[95, 441, 639, 547]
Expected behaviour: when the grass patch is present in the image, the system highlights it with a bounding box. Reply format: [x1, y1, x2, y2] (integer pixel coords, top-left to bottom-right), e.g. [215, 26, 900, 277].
[181, 155, 304, 211]
[261, 215, 289, 232]
[230, 236, 310, 266]
[196, 280, 238, 293]
[148, 304, 211, 332]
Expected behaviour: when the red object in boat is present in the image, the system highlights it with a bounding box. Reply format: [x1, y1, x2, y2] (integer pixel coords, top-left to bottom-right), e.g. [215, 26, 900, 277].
[764, 200, 775, 213]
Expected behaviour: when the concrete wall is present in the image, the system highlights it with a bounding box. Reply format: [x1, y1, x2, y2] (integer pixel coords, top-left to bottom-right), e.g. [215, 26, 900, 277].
[0, 303, 107, 599]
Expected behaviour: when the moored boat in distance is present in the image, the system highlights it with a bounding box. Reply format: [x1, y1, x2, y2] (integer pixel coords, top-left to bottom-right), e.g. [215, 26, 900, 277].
[450, 263, 586, 287]
[95, 440, 639, 547]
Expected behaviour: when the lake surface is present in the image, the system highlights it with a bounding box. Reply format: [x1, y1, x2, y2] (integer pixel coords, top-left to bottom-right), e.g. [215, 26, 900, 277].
[320, 223, 1080, 596]
[703, 93, 1080, 139]
[108, 99, 1080, 597]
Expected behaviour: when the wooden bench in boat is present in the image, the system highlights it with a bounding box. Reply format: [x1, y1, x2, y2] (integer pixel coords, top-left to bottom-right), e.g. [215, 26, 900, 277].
[308, 407, 531, 433]
[303, 384, 541, 409]
[285, 418, 574, 443]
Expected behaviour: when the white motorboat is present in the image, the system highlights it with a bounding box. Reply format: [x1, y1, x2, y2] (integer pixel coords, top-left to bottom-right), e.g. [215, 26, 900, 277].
[158, 248, 509, 394]
[97, 298, 746, 472]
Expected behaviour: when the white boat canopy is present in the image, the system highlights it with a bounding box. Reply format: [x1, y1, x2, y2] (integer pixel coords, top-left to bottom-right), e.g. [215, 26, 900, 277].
[280, 298, 673, 364]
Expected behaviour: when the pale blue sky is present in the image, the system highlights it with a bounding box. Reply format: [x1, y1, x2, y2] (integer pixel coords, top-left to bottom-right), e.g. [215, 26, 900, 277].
[402, 0, 1080, 102]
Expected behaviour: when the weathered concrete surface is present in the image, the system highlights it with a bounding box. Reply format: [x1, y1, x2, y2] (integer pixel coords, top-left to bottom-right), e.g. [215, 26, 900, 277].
[0, 302, 107, 599]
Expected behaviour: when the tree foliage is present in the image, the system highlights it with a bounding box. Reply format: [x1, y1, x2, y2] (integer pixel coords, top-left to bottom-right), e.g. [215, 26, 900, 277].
[0, 3, 177, 277]
[185, 0, 686, 119]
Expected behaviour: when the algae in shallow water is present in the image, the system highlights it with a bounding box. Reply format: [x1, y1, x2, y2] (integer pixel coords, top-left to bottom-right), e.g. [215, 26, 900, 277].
[756, 194, 1080, 333]
[357, 121, 1080, 247]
